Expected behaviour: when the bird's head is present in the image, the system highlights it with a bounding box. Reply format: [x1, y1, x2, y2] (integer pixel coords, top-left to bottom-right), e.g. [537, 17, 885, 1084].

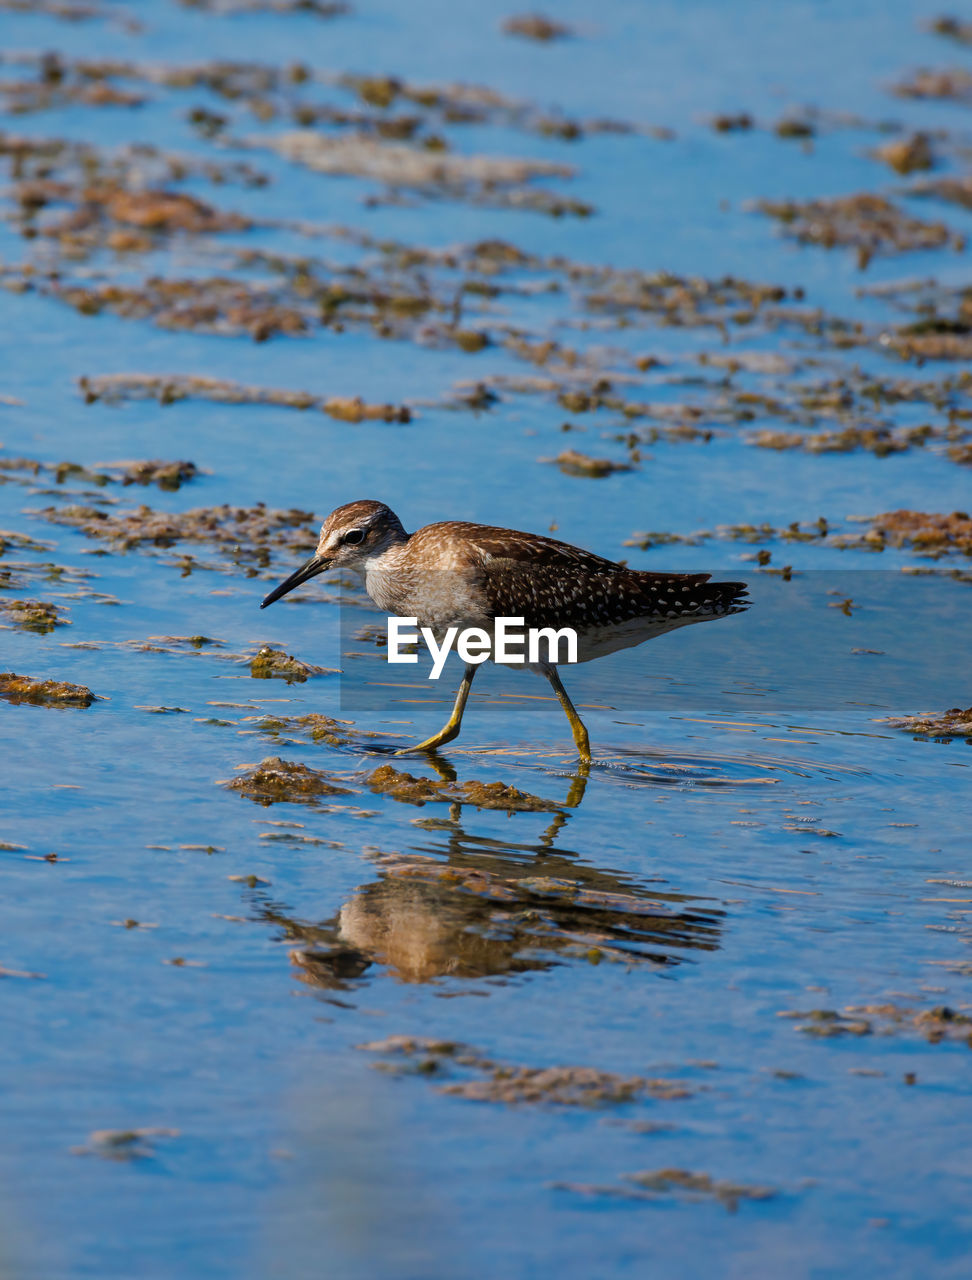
[261, 500, 406, 608]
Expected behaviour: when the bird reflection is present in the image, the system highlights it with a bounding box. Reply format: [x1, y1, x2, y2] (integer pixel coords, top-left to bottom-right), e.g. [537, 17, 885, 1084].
[247, 761, 724, 989]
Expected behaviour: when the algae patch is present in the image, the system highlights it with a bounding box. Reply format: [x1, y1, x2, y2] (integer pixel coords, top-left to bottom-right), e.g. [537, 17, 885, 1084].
[882, 707, 972, 741]
[0, 671, 96, 706]
[249, 646, 334, 682]
[72, 1128, 179, 1161]
[0, 598, 69, 633]
[357, 1036, 690, 1106]
[366, 763, 561, 812]
[79, 374, 412, 422]
[224, 756, 352, 804]
[756, 192, 963, 267]
[502, 14, 573, 42]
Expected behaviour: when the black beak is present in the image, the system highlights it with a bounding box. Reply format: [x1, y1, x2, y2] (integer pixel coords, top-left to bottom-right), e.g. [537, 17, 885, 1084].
[260, 553, 331, 608]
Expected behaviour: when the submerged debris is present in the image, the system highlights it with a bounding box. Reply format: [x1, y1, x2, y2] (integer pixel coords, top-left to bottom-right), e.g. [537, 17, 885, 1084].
[0, 671, 96, 706]
[224, 756, 352, 804]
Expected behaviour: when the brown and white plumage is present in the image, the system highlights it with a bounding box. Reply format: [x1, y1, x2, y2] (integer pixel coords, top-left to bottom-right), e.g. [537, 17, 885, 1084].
[261, 500, 748, 759]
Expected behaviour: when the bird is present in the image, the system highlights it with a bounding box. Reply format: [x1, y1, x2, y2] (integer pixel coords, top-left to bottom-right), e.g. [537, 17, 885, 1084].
[261, 500, 747, 760]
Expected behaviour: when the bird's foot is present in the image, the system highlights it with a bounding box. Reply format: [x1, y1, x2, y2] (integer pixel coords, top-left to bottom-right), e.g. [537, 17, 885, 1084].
[393, 725, 461, 756]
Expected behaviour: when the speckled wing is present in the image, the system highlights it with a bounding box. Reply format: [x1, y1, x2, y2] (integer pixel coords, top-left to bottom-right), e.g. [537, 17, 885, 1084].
[451, 524, 748, 652]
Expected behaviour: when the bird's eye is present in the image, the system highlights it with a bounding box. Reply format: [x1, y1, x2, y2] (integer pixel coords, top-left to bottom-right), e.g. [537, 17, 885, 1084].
[343, 529, 365, 546]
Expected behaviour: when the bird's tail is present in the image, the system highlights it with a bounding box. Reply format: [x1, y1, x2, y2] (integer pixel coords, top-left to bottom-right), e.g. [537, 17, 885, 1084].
[637, 571, 749, 620]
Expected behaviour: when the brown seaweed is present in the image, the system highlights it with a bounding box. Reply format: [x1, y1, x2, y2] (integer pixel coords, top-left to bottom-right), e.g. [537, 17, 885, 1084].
[0, 671, 96, 706]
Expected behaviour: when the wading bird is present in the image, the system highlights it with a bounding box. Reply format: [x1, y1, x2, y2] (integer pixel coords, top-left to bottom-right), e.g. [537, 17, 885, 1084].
[262, 500, 747, 760]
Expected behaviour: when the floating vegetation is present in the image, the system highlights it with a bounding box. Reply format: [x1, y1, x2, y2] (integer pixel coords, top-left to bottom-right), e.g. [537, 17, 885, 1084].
[755, 192, 963, 267]
[884, 328, 972, 365]
[777, 1008, 872, 1037]
[0, 598, 69, 634]
[71, 1128, 179, 1161]
[0, 0, 141, 28]
[36, 502, 318, 566]
[34, 186, 251, 247]
[893, 67, 972, 102]
[247, 132, 591, 216]
[0, 671, 96, 706]
[774, 117, 815, 139]
[0, 57, 146, 115]
[909, 174, 972, 211]
[866, 509, 972, 556]
[0, 543, 95, 595]
[440, 1065, 655, 1105]
[548, 449, 634, 478]
[577, 268, 792, 328]
[48, 276, 310, 342]
[621, 1168, 776, 1212]
[255, 711, 384, 746]
[780, 1003, 972, 1042]
[178, 0, 348, 15]
[748, 423, 933, 457]
[929, 15, 972, 45]
[625, 508, 972, 556]
[249, 646, 333, 682]
[1, 450, 199, 492]
[366, 764, 560, 812]
[502, 13, 572, 42]
[116, 460, 199, 491]
[883, 707, 972, 740]
[224, 756, 352, 804]
[358, 1035, 691, 1104]
[79, 373, 412, 422]
[710, 113, 754, 133]
[872, 132, 935, 174]
[1, 131, 269, 203]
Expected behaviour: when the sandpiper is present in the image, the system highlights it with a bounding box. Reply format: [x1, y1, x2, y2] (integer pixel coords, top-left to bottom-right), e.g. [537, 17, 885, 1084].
[261, 500, 747, 760]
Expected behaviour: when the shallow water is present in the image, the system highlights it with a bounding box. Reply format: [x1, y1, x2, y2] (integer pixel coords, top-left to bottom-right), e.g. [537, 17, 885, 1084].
[1, 1, 971, 1277]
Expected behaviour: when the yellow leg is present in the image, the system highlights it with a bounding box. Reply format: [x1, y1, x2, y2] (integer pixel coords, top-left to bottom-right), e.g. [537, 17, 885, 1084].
[543, 666, 591, 762]
[395, 664, 476, 755]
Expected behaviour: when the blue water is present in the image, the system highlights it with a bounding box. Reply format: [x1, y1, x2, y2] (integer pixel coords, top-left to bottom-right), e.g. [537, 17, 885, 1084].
[1, 1, 971, 1277]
